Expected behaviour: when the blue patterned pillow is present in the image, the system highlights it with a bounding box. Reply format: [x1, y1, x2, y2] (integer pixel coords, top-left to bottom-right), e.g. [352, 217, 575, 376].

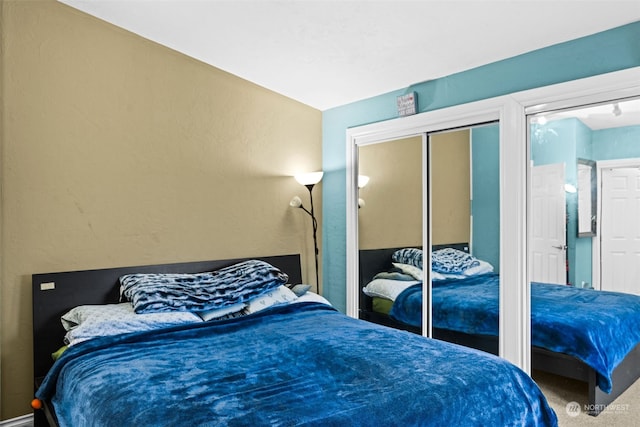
[392, 248, 423, 269]
[120, 260, 289, 314]
[431, 248, 479, 274]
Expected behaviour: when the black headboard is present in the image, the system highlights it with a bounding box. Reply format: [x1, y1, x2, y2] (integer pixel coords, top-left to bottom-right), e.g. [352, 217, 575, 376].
[358, 243, 469, 311]
[32, 254, 302, 380]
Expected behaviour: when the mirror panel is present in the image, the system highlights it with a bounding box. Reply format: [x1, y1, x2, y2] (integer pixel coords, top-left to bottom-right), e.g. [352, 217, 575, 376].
[358, 136, 423, 250]
[430, 124, 500, 354]
[577, 158, 596, 237]
[358, 136, 424, 334]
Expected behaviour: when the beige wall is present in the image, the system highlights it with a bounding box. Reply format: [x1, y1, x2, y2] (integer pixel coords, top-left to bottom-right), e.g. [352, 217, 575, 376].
[358, 136, 422, 249]
[431, 130, 470, 245]
[0, 0, 321, 419]
[357, 131, 470, 250]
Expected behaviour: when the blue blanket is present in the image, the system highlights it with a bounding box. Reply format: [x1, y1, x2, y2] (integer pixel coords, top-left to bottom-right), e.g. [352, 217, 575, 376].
[37, 303, 557, 426]
[390, 274, 640, 393]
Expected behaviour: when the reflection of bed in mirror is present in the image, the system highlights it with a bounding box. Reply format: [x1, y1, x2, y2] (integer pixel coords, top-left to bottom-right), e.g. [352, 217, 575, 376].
[359, 245, 640, 416]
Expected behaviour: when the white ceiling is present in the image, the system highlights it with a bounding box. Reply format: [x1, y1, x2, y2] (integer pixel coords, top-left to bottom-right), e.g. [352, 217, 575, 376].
[542, 99, 640, 130]
[59, 0, 640, 113]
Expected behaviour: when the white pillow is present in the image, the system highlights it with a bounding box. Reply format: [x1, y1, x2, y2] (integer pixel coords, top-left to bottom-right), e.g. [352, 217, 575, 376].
[61, 303, 202, 346]
[244, 285, 298, 314]
[462, 260, 494, 276]
[434, 260, 495, 280]
[295, 291, 332, 306]
[362, 278, 420, 301]
[197, 302, 247, 322]
[392, 262, 423, 280]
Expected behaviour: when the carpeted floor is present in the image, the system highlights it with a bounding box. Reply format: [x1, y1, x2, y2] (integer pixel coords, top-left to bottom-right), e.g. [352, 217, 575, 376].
[533, 370, 640, 426]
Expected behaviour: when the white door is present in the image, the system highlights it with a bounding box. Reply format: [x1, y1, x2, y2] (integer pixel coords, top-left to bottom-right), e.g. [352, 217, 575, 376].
[600, 167, 640, 295]
[531, 163, 567, 284]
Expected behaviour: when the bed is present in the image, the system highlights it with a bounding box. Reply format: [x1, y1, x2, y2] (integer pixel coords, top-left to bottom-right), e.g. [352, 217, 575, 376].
[33, 254, 558, 427]
[358, 246, 640, 416]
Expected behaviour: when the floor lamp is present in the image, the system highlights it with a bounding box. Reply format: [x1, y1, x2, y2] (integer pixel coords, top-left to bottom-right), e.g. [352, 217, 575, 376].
[290, 171, 323, 292]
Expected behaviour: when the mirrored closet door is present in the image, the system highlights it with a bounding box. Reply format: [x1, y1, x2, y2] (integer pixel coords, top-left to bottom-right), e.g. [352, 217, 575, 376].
[358, 135, 424, 334]
[526, 97, 640, 400]
[428, 124, 500, 353]
[355, 121, 502, 355]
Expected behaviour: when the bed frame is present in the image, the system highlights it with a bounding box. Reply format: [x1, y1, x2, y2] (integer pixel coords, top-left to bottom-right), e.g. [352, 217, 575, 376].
[358, 246, 640, 416]
[32, 254, 302, 427]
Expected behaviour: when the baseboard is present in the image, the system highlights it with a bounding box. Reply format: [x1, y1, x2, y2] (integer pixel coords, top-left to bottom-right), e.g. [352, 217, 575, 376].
[0, 414, 33, 427]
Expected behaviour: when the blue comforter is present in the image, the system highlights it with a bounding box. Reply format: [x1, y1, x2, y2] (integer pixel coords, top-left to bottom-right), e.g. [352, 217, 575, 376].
[37, 302, 557, 426]
[390, 274, 640, 393]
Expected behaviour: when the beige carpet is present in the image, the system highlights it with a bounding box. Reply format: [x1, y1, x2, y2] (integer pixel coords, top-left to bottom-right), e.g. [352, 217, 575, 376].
[533, 370, 640, 426]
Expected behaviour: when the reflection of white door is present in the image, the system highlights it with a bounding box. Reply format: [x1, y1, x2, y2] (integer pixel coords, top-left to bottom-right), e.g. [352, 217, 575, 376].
[600, 167, 640, 295]
[531, 164, 567, 284]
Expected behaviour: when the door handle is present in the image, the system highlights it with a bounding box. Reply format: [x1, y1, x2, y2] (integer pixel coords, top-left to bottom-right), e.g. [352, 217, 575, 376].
[552, 245, 567, 250]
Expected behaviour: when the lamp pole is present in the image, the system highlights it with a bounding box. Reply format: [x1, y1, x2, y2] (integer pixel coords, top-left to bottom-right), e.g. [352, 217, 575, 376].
[305, 184, 320, 292]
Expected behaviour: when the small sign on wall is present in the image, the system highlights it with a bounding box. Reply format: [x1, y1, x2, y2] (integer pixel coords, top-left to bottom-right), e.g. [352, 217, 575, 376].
[397, 92, 417, 117]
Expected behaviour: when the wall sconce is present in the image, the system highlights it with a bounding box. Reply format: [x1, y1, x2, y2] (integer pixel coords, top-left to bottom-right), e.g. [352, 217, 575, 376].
[290, 171, 323, 291]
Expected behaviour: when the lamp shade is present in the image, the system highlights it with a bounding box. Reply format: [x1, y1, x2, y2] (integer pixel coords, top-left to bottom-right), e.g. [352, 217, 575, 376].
[294, 171, 323, 186]
[289, 196, 303, 208]
[358, 175, 370, 188]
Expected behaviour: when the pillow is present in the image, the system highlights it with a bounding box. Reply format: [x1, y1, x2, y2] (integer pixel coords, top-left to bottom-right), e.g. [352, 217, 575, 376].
[290, 284, 312, 297]
[431, 248, 480, 274]
[392, 262, 423, 281]
[373, 271, 416, 281]
[295, 291, 332, 306]
[196, 302, 247, 322]
[462, 259, 494, 276]
[61, 303, 202, 346]
[362, 278, 420, 301]
[392, 248, 423, 269]
[244, 285, 298, 314]
[52, 345, 68, 361]
[431, 260, 494, 280]
[120, 259, 289, 314]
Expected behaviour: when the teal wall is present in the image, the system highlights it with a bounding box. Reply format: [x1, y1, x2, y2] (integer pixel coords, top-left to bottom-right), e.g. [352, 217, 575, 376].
[593, 125, 640, 159]
[322, 22, 640, 311]
[471, 124, 500, 270]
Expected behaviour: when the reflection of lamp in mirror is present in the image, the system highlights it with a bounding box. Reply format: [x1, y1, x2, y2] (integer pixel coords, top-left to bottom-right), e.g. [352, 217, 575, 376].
[612, 103, 622, 117]
[290, 171, 323, 291]
[358, 175, 369, 209]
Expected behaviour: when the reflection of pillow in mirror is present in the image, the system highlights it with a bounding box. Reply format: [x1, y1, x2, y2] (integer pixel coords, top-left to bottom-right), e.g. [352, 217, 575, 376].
[363, 278, 419, 301]
[374, 271, 416, 281]
[432, 248, 479, 274]
[462, 260, 494, 276]
[433, 260, 494, 280]
[431, 271, 448, 281]
[395, 264, 449, 281]
[392, 248, 423, 269]
[392, 262, 423, 280]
